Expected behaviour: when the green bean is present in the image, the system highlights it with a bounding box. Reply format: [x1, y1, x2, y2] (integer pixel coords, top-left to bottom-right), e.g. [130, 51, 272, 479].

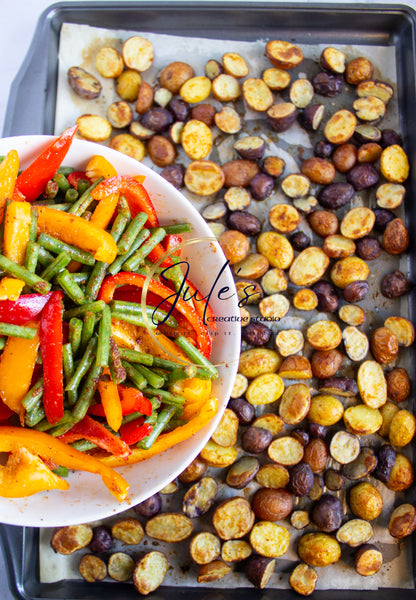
[117, 211, 148, 255]
[85, 261, 108, 302]
[69, 318, 83, 355]
[162, 223, 192, 235]
[38, 233, 95, 266]
[174, 334, 219, 379]
[21, 378, 44, 412]
[69, 177, 103, 216]
[0, 322, 37, 339]
[107, 228, 150, 275]
[122, 361, 147, 390]
[49, 412, 77, 437]
[34, 418, 55, 431]
[77, 179, 91, 196]
[53, 172, 71, 192]
[55, 270, 85, 305]
[96, 305, 111, 368]
[25, 405, 45, 427]
[118, 196, 131, 219]
[123, 227, 166, 271]
[137, 406, 176, 450]
[65, 188, 79, 203]
[29, 210, 38, 243]
[122, 411, 145, 425]
[109, 337, 126, 384]
[0, 337, 6, 351]
[110, 311, 156, 329]
[25, 241, 40, 273]
[165, 365, 198, 386]
[43, 180, 59, 199]
[37, 246, 54, 267]
[0, 254, 51, 294]
[52, 466, 69, 477]
[49, 203, 72, 211]
[117, 347, 153, 366]
[80, 312, 96, 353]
[57, 166, 74, 176]
[110, 213, 130, 244]
[72, 272, 89, 285]
[64, 300, 106, 320]
[40, 251, 71, 281]
[142, 387, 185, 407]
[72, 362, 103, 421]
[134, 363, 165, 389]
[70, 439, 97, 452]
[110, 300, 178, 328]
[66, 336, 97, 393]
[63, 343, 74, 383]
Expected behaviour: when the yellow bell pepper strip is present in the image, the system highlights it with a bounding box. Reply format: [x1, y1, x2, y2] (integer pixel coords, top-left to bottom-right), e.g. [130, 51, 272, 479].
[0, 426, 130, 501]
[2, 201, 32, 299]
[40, 291, 64, 425]
[0, 445, 70, 497]
[0, 322, 40, 423]
[99, 273, 212, 358]
[90, 192, 119, 230]
[97, 369, 123, 432]
[0, 278, 25, 300]
[100, 397, 218, 467]
[85, 155, 118, 182]
[0, 150, 19, 221]
[36, 206, 118, 263]
[14, 125, 78, 202]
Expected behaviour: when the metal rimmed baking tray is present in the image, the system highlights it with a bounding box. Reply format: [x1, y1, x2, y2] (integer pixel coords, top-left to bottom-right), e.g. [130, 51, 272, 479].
[2, 1, 416, 599]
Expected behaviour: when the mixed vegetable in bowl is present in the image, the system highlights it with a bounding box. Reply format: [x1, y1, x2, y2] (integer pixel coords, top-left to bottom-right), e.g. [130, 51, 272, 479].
[0, 125, 220, 501]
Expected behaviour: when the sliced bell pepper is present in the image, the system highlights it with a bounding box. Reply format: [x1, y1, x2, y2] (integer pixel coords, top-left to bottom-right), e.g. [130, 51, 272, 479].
[0, 402, 14, 422]
[40, 291, 64, 425]
[3, 201, 33, 299]
[67, 170, 91, 190]
[0, 426, 129, 501]
[146, 234, 182, 269]
[0, 278, 25, 301]
[97, 370, 123, 432]
[91, 176, 158, 227]
[85, 155, 118, 182]
[0, 445, 69, 497]
[0, 322, 40, 423]
[59, 415, 131, 458]
[36, 206, 118, 263]
[14, 125, 78, 202]
[0, 150, 19, 221]
[119, 418, 152, 445]
[90, 192, 119, 230]
[99, 273, 212, 358]
[118, 385, 153, 416]
[99, 397, 218, 467]
[183, 278, 216, 330]
[0, 292, 52, 324]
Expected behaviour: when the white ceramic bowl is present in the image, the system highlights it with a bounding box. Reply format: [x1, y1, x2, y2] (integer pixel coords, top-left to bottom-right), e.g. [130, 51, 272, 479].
[0, 135, 240, 527]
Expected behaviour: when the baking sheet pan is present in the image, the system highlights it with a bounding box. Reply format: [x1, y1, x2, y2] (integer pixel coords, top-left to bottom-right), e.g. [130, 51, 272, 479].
[2, 2, 416, 599]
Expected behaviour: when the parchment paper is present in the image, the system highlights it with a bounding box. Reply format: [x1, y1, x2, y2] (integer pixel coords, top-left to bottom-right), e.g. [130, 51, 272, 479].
[43, 22, 414, 591]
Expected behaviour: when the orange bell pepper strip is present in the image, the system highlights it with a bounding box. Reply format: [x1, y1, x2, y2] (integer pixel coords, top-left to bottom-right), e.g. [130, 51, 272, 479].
[90, 192, 119, 230]
[0, 445, 69, 497]
[0, 322, 40, 423]
[86, 155, 118, 182]
[0, 150, 19, 221]
[0, 426, 130, 501]
[36, 206, 118, 263]
[99, 397, 219, 467]
[97, 369, 123, 432]
[14, 125, 78, 202]
[91, 176, 158, 227]
[99, 273, 212, 358]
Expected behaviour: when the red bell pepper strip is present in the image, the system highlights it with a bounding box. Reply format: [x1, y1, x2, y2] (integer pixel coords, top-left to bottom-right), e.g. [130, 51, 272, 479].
[119, 419, 153, 445]
[59, 415, 131, 458]
[39, 291, 64, 425]
[0, 402, 13, 422]
[91, 176, 158, 227]
[67, 170, 91, 190]
[14, 125, 78, 202]
[147, 234, 182, 269]
[99, 272, 212, 358]
[0, 292, 52, 325]
[89, 385, 153, 417]
[184, 279, 217, 330]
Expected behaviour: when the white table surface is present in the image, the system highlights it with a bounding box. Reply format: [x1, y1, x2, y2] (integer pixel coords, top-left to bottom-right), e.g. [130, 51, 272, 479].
[1, 0, 416, 597]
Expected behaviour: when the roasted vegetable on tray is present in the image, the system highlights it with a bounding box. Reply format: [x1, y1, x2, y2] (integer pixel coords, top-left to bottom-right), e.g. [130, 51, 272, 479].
[0, 127, 220, 500]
